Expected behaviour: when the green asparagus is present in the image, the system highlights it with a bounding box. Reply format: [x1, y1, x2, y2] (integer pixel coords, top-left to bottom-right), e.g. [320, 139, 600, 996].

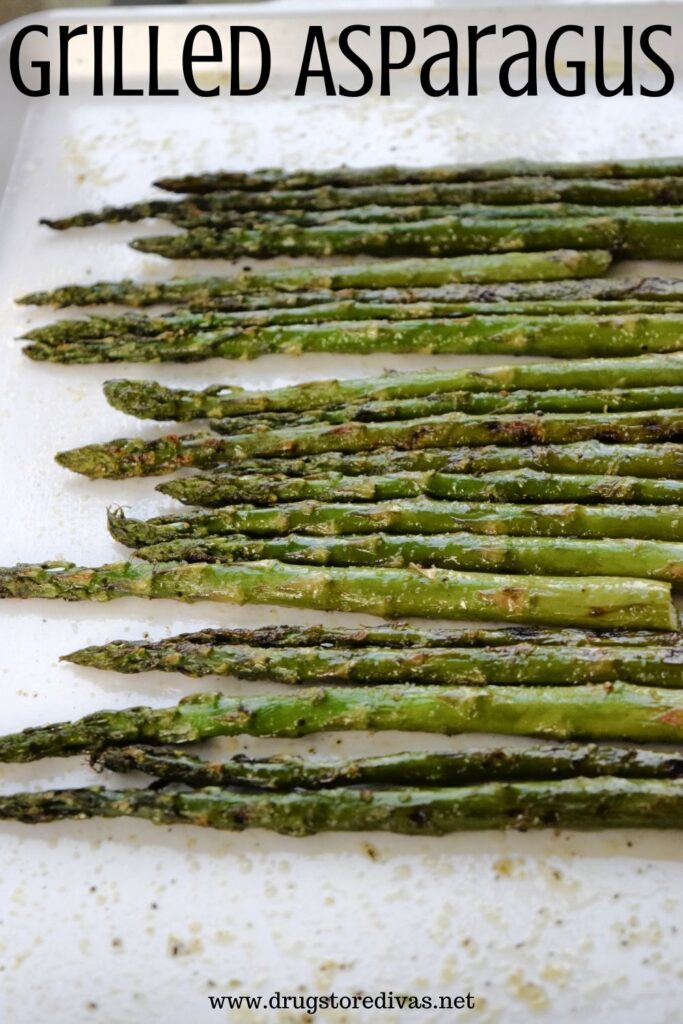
[37, 201, 683, 232]
[154, 157, 683, 193]
[0, 559, 675, 629]
[28, 313, 683, 363]
[130, 216, 622, 260]
[26, 272, 683, 318]
[138, 387, 683, 434]
[108, 498, 683, 545]
[206, 386, 683, 433]
[100, 384, 683, 439]
[132, 531, 683, 586]
[193, 275, 683, 317]
[42, 176, 683, 229]
[17, 250, 611, 307]
[56, 412, 683, 478]
[156, 468, 683, 508]
[31, 302, 683, 352]
[104, 354, 683, 420]
[93, 743, 683, 789]
[5, 779, 683, 832]
[66, 637, 683, 687]
[179, 442, 683, 482]
[3, 682, 683, 763]
[37, 303, 683, 356]
[71, 622, 679, 650]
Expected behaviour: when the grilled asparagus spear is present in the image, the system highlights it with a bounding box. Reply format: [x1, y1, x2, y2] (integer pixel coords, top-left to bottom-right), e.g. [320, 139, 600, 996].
[17, 250, 611, 307]
[153, 157, 683, 193]
[104, 354, 683, 420]
[66, 637, 683, 687]
[66, 623, 682, 650]
[130, 216, 621, 261]
[2, 682, 683, 762]
[108, 499, 683, 545]
[93, 743, 683, 789]
[55, 411, 683, 478]
[156, 468, 683, 507]
[0, 559, 675, 629]
[171, 442, 683, 484]
[4, 779, 683, 833]
[41, 176, 683, 229]
[132, 531, 683, 586]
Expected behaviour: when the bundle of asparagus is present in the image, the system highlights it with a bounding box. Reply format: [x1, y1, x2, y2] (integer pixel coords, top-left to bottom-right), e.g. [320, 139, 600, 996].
[35, 154, 683, 264]
[17, 250, 612, 307]
[65, 630, 683, 686]
[4, 622, 683, 830]
[105, 354, 683, 420]
[3, 682, 683, 760]
[9, 158, 683, 836]
[0, 676, 682, 821]
[0, 559, 675, 628]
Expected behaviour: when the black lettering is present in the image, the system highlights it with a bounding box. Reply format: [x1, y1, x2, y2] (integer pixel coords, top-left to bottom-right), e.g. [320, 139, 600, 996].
[500, 24, 538, 96]
[595, 26, 633, 96]
[58, 24, 87, 96]
[421, 25, 458, 96]
[113, 25, 142, 95]
[10, 25, 49, 97]
[182, 25, 222, 97]
[467, 24, 496, 94]
[380, 26, 416, 95]
[93, 25, 103, 96]
[295, 26, 335, 95]
[545, 25, 585, 96]
[149, 26, 178, 96]
[640, 25, 674, 96]
[230, 27, 271, 95]
[338, 24, 372, 97]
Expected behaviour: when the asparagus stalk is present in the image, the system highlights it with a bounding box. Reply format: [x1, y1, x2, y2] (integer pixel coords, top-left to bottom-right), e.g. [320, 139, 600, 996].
[113, 380, 683, 426]
[45, 201, 556, 232]
[3, 682, 683, 763]
[100, 385, 683, 439]
[105, 354, 683, 420]
[109, 498, 683, 545]
[17, 250, 611, 308]
[42, 176, 683, 229]
[132, 531, 683, 586]
[31, 302, 683, 352]
[93, 743, 683, 789]
[5, 778, 683, 833]
[207, 386, 683, 433]
[154, 157, 683, 193]
[22, 274, 683, 318]
[38, 201, 683, 232]
[194, 276, 683, 317]
[28, 313, 683, 363]
[66, 637, 683, 687]
[71, 623, 681, 650]
[0, 559, 674, 629]
[331, 386, 683, 424]
[130, 216, 622, 260]
[181, 442, 683, 482]
[56, 411, 683, 478]
[157, 468, 683, 508]
[37, 302, 683, 355]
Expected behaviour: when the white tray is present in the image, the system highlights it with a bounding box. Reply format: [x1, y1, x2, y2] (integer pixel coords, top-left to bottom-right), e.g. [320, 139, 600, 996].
[0, 4, 682, 1022]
